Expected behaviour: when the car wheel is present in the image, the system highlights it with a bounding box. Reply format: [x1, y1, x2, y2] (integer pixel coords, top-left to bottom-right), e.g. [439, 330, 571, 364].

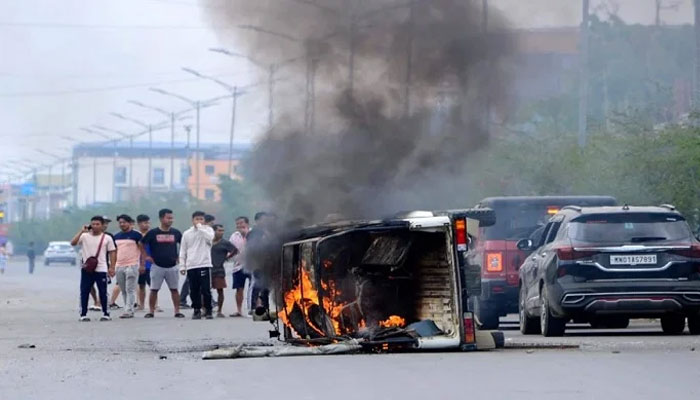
[44, 260, 50, 266]
[71, 260, 77, 266]
[519, 285, 540, 335]
[686, 315, 700, 335]
[660, 315, 685, 335]
[474, 299, 499, 330]
[540, 286, 566, 337]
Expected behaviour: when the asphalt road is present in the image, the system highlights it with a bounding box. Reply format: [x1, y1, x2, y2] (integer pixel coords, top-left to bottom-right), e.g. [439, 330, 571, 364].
[1, 258, 699, 400]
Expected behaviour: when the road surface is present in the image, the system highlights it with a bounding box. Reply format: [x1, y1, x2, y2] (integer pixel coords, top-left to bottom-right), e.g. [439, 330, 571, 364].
[1, 258, 698, 400]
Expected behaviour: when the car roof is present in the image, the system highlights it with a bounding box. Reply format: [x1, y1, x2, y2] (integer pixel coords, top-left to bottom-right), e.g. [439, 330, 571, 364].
[478, 196, 617, 208]
[557, 205, 682, 217]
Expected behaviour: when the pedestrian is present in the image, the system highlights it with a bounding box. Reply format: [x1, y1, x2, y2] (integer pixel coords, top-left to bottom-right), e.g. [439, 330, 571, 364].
[180, 214, 216, 309]
[211, 224, 237, 318]
[27, 242, 36, 274]
[0, 243, 8, 275]
[71, 216, 116, 322]
[89, 216, 116, 311]
[136, 214, 153, 311]
[140, 208, 184, 319]
[246, 212, 274, 317]
[113, 214, 143, 319]
[229, 216, 250, 317]
[179, 211, 215, 320]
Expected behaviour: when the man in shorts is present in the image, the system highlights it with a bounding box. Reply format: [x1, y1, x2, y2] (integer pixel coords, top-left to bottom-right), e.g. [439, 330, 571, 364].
[210, 224, 237, 318]
[229, 216, 250, 317]
[136, 214, 152, 310]
[113, 214, 143, 318]
[140, 208, 184, 319]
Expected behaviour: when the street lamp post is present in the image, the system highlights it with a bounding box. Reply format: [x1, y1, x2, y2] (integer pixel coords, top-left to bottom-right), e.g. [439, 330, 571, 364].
[110, 113, 154, 194]
[83, 127, 121, 203]
[181, 68, 249, 177]
[149, 88, 220, 200]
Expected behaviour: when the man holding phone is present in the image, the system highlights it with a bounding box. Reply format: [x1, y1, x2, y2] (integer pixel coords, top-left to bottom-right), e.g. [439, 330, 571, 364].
[71, 216, 116, 322]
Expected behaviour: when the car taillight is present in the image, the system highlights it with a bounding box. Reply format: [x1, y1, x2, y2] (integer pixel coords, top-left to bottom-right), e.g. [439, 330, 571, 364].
[463, 312, 475, 343]
[670, 244, 700, 258]
[455, 218, 468, 251]
[485, 252, 503, 272]
[556, 247, 597, 261]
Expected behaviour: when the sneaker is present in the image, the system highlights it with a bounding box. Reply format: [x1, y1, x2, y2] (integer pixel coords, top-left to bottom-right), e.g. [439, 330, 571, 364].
[205, 313, 214, 320]
[109, 303, 121, 310]
[156, 307, 164, 313]
[119, 313, 134, 319]
[144, 313, 155, 318]
[79, 316, 90, 322]
[217, 312, 226, 318]
[192, 312, 202, 320]
[174, 313, 185, 318]
[100, 315, 112, 321]
[229, 312, 242, 317]
[89, 305, 101, 312]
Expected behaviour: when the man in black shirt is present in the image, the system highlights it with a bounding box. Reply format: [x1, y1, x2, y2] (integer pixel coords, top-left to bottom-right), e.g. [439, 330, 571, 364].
[210, 224, 237, 317]
[140, 209, 184, 318]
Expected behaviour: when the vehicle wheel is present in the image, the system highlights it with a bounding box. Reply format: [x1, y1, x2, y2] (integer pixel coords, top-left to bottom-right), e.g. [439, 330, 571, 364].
[474, 300, 500, 330]
[687, 315, 700, 335]
[44, 260, 50, 266]
[660, 315, 685, 335]
[71, 260, 77, 266]
[519, 285, 540, 335]
[540, 286, 566, 337]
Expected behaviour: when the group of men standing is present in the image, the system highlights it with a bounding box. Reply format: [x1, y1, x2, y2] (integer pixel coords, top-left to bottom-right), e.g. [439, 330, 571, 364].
[71, 208, 274, 322]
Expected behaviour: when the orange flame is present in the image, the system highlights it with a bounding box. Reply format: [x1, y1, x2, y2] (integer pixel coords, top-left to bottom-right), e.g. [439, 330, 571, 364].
[379, 315, 406, 328]
[279, 259, 365, 338]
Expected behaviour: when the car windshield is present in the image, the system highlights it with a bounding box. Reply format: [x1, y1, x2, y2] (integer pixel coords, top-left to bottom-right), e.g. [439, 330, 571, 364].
[568, 213, 692, 245]
[482, 204, 558, 240]
[49, 244, 73, 251]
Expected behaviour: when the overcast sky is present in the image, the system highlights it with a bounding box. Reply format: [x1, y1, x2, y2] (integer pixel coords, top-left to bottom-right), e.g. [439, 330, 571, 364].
[0, 0, 694, 180]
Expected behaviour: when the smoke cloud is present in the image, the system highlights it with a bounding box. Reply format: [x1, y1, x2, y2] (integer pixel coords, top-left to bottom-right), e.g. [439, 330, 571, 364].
[204, 0, 516, 225]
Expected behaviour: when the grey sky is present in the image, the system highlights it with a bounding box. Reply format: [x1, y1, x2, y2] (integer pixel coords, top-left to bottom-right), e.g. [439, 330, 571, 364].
[0, 0, 694, 178]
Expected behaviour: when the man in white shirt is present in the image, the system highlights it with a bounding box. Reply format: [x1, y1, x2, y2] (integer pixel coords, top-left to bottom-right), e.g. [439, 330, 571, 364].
[70, 216, 117, 322]
[179, 211, 215, 320]
[229, 216, 250, 317]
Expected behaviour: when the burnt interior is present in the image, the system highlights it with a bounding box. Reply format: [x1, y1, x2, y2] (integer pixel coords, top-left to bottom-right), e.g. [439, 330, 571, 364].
[279, 228, 457, 341]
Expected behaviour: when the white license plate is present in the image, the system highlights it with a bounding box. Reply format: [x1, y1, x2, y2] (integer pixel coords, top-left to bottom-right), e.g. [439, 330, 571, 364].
[610, 254, 657, 265]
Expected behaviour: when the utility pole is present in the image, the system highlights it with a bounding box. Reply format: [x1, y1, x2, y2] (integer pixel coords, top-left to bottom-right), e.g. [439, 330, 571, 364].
[228, 87, 238, 177]
[482, 0, 490, 134]
[404, 2, 415, 117]
[148, 125, 153, 194]
[695, 0, 700, 107]
[170, 113, 175, 190]
[195, 101, 201, 199]
[268, 65, 275, 131]
[578, 0, 590, 148]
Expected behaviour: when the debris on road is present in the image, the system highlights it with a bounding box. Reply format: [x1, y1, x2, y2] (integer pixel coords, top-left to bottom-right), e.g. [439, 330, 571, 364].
[202, 340, 363, 360]
[18, 344, 36, 349]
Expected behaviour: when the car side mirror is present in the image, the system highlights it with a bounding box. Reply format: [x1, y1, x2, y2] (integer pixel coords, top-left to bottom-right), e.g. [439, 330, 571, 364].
[517, 238, 534, 251]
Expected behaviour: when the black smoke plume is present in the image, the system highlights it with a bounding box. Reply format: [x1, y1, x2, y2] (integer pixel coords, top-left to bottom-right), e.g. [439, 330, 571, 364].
[204, 0, 516, 290]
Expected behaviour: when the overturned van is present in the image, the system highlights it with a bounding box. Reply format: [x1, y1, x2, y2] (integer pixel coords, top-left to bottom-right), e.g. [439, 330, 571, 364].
[274, 209, 496, 352]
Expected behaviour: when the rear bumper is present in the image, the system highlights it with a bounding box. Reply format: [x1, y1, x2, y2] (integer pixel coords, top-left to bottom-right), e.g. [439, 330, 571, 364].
[479, 279, 519, 315]
[549, 279, 700, 318]
[45, 257, 76, 263]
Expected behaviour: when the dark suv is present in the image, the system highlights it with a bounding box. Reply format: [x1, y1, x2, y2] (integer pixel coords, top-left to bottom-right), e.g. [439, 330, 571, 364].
[518, 205, 700, 337]
[471, 196, 617, 329]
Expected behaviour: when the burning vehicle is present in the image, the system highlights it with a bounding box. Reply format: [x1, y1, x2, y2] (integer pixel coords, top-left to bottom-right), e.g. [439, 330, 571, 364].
[273, 208, 496, 352]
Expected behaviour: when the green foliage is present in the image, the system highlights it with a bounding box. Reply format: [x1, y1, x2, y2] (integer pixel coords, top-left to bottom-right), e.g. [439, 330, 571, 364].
[469, 122, 700, 228]
[9, 179, 259, 253]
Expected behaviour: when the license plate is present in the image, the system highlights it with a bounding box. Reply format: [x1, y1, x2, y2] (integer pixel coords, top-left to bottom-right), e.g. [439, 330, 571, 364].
[610, 254, 657, 265]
